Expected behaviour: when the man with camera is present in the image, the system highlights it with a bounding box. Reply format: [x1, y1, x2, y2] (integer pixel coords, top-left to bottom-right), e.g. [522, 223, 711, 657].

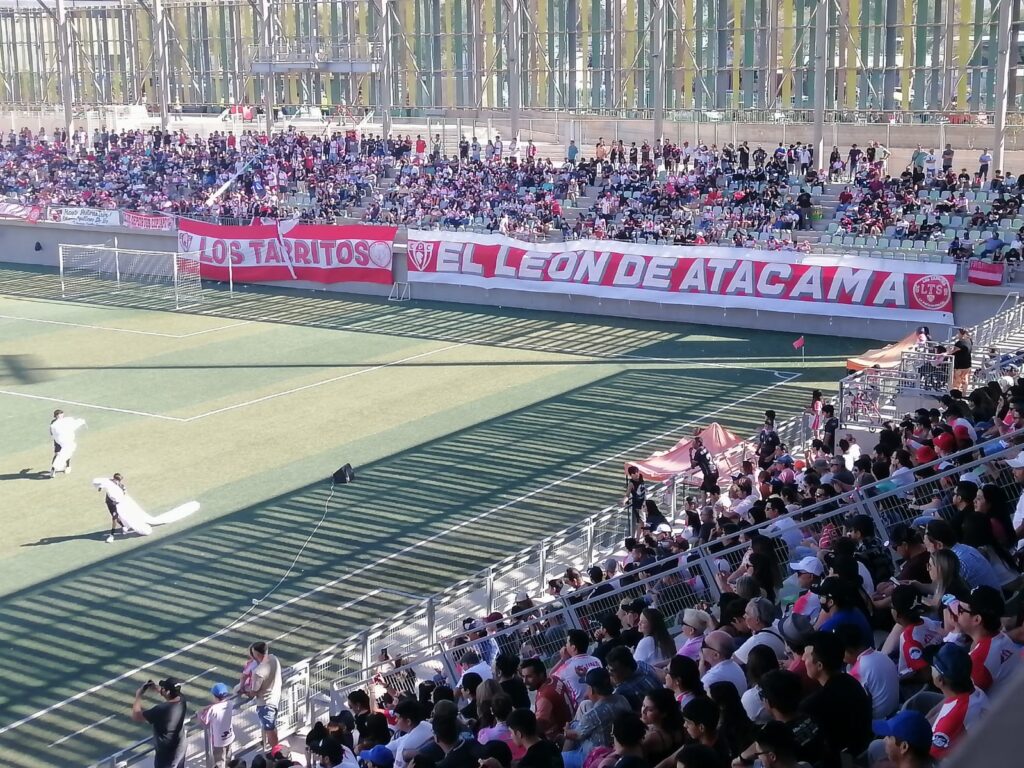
[131, 676, 188, 768]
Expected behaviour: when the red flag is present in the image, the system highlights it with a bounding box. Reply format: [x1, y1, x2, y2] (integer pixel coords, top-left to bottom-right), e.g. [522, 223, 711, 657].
[792, 336, 805, 350]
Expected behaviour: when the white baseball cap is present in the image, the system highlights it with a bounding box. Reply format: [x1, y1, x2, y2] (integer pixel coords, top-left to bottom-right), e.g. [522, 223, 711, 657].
[1006, 453, 1024, 469]
[655, 523, 672, 534]
[789, 556, 824, 576]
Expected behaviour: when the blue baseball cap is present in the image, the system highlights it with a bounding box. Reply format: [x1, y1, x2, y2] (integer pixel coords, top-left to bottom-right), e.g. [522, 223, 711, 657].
[363, 745, 395, 767]
[923, 642, 973, 687]
[872, 711, 933, 751]
[211, 682, 230, 698]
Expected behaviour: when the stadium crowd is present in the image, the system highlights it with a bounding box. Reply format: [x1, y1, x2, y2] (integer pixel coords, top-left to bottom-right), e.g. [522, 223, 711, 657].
[1, 126, 833, 249]
[137, 363, 1024, 768]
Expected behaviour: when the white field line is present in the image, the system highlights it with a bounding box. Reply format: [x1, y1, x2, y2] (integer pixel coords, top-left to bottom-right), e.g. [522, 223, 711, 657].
[181, 342, 471, 421]
[0, 370, 800, 738]
[0, 390, 187, 422]
[0, 313, 251, 339]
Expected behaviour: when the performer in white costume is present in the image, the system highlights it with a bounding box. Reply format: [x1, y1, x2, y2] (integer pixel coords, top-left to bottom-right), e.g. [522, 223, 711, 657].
[93, 474, 201, 543]
[49, 410, 86, 476]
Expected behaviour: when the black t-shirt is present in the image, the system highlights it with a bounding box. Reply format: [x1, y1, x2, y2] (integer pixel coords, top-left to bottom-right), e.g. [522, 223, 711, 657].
[800, 673, 871, 763]
[438, 738, 483, 768]
[897, 550, 931, 584]
[822, 417, 839, 452]
[953, 338, 973, 369]
[519, 738, 565, 768]
[499, 677, 532, 709]
[593, 635, 629, 664]
[143, 698, 187, 768]
[785, 713, 826, 765]
[620, 628, 643, 649]
[613, 755, 649, 768]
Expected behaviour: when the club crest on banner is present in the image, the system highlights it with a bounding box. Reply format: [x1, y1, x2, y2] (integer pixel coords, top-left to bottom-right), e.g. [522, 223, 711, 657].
[408, 241, 432, 272]
[911, 274, 952, 311]
[178, 231, 195, 251]
[368, 241, 393, 268]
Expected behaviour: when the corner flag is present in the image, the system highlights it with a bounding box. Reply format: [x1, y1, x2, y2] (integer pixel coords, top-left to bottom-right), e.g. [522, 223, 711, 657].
[792, 336, 805, 350]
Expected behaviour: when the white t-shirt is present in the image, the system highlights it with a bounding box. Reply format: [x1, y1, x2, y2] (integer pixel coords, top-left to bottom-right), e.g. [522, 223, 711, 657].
[459, 660, 494, 686]
[849, 648, 899, 719]
[552, 654, 602, 701]
[387, 720, 434, 768]
[198, 699, 235, 748]
[765, 516, 803, 553]
[857, 560, 876, 596]
[1012, 493, 1024, 551]
[701, 659, 748, 696]
[634, 637, 672, 668]
[734, 625, 789, 665]
[252, 654, 282, 707]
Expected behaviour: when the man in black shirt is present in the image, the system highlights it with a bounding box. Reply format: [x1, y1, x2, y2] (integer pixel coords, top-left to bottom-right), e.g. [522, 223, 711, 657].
[503, 709, 564, 768]
[495, 653, 532, 709]
[131, 676, 187, 768]
[746, 669, 825, 765]
[433, 713, 482, 768]
[800, 632, 872, 764]
[593, 614, 629, 664]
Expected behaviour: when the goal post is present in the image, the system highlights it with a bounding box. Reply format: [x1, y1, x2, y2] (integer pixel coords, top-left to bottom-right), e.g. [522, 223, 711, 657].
[57, 245, 219, 310]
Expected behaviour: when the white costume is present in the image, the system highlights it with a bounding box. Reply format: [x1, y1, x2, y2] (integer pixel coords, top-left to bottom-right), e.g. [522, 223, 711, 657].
[92, 477, 201, 537]
[50, 415, 86, 473]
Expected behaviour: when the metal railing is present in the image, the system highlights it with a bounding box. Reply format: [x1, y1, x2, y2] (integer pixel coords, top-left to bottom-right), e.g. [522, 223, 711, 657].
[92, 424, 1023, 767]
[838, 297, 1023, 429]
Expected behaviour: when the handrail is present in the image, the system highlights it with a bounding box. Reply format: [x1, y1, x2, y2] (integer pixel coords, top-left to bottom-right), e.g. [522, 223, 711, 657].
[96, 422, 1024, 766]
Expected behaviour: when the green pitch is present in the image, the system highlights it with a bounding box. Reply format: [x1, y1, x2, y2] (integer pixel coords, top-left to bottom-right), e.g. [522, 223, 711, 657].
[0, 264, 869, 766]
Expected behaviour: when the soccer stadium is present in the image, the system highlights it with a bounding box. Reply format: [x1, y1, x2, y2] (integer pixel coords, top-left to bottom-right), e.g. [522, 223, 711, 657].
[1, 1, 1024, 767]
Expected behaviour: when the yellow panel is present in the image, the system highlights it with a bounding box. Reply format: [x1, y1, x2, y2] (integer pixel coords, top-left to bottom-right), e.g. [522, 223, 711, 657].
[482, 0, 492, 108]
[957, 0, 970, 109]
[781, 0, 792, 107]
[446, 0, 456, 107]
[403, 0, 415, 109]
[901, 0, 912, 110]
[537, 0, 548, 109]
[732, 0, 741, 109]
[682, 0, 694, 108]
[580, 0, 589, 106]
[846, 0, 858, 109]
[624, 0, 636, 106]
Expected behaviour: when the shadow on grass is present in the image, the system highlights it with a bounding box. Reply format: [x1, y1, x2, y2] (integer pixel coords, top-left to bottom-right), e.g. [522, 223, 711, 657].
[0, 264, 873, 368]
[0, 363, 810, 764]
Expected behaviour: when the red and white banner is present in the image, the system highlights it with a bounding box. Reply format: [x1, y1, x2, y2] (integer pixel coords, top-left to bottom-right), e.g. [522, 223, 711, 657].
[123, 211, 175, 231]
[966, 259, 1004, 287]
[177, 218, 397, 285]
[0, 201, 42, 223]
[406, 231, 956, 322]
[47, 206, 121, 227]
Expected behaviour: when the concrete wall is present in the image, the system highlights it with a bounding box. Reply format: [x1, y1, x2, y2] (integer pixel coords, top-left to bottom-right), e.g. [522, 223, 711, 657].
[2, 219, 1016, 342]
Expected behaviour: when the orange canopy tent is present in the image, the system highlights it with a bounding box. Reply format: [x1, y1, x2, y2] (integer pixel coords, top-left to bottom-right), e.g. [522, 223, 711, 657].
[626, 422, 749, 482]
[846, 331, 921, 372]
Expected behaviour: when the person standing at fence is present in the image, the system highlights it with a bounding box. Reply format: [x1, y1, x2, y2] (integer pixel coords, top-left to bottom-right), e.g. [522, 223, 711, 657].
[951, 328, 974, 393]
[197, 683, 235, 768]
[242, 641, 282, 749]
[624, 466, 647, 534]
[131, 677, 187, 768]
[689, 436, 720, 496]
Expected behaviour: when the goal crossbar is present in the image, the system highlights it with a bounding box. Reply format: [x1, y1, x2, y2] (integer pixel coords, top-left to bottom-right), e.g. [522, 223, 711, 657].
[58, 244, 208, 310]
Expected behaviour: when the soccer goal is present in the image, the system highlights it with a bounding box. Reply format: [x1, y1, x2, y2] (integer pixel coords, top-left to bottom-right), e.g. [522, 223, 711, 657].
[58, 244, 208, 310]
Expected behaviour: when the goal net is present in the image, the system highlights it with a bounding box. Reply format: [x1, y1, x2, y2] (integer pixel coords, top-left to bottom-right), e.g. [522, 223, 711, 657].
[58, 245, 205, 310]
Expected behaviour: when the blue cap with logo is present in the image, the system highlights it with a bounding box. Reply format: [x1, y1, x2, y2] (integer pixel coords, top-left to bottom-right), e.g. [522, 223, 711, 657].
[923, 642, 973, 687]
[872, 711, 933, 751]
[211, 682, 231, 699]
[363, 745, 395, 767]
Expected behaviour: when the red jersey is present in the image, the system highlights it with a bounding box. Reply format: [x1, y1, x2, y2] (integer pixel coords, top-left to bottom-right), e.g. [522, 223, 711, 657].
[897, 618, 942, 677]
[969, 632, 1021, 694]
[534, 677, 575, 739]
[930, 688, 989, 759]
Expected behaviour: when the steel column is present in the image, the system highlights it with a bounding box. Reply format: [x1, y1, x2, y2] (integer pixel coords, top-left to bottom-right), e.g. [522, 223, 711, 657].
[811, 0, 827, 169]
[993, 0, 1012, 171]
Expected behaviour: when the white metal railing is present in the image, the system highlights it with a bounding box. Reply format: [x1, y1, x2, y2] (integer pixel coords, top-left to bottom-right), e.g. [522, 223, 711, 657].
[93, 427, 1024, 768]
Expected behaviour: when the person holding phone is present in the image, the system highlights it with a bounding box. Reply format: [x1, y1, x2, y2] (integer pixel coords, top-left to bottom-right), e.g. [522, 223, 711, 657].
[131, 677, 187, 768]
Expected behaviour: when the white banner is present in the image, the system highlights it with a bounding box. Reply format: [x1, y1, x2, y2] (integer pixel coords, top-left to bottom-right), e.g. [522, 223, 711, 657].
[47, 207, 122, 228]
[122, 211, 175, 231]
[406, 231, 957, 323]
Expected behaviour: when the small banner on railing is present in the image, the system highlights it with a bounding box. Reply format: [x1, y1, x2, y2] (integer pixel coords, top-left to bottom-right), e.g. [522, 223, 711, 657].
[406, 231, 956, 323]
[0, 201, 43, 223]
[966, 259, 1005, 287]
[47, 206, 121, 227]
[123, 211, 176, 232]
[177, 218, 397, 284]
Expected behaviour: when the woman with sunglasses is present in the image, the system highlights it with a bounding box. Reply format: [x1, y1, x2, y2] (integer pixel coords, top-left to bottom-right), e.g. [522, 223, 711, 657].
[675, 608, 712, 661]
